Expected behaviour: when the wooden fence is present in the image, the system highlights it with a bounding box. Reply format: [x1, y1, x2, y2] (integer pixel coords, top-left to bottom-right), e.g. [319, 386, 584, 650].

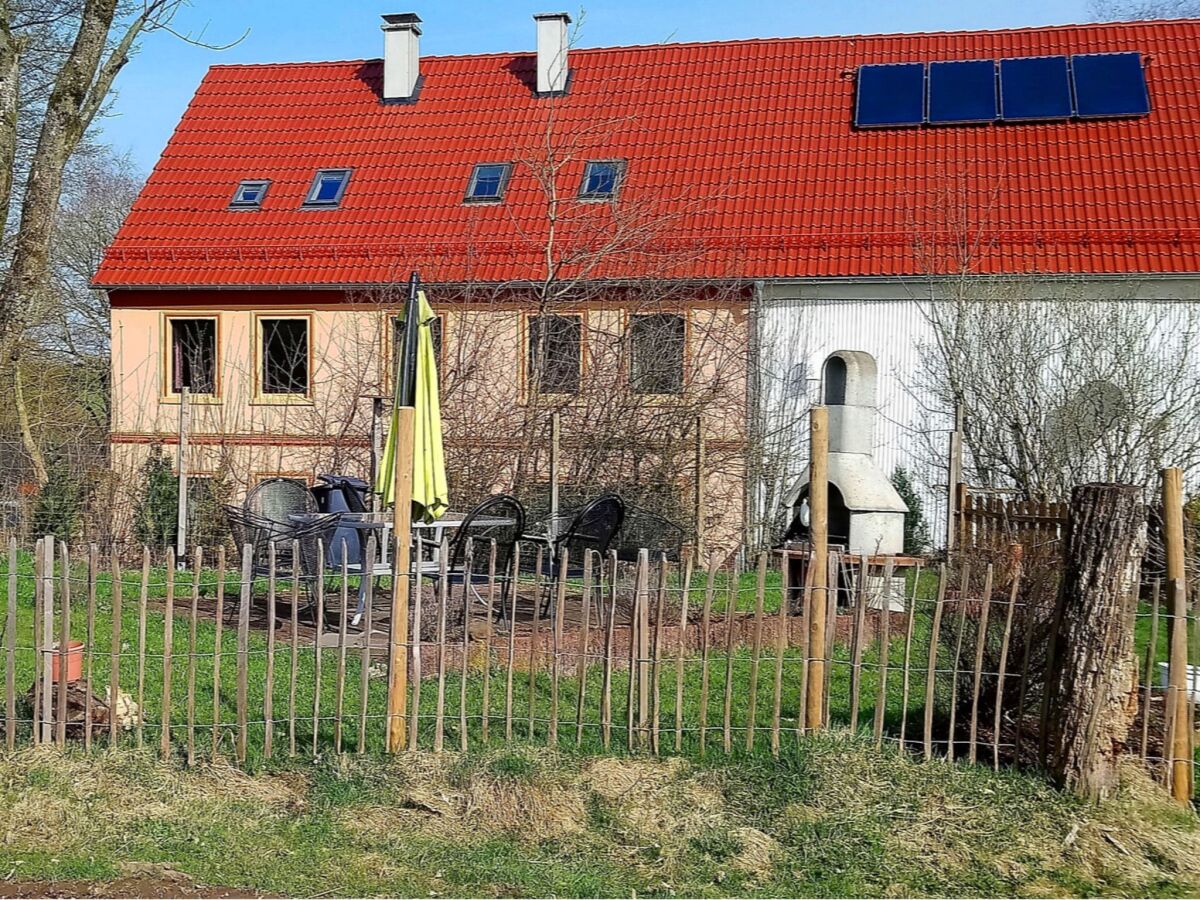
[0, 535, 1194, 794]
[957, 487, 1069, 552]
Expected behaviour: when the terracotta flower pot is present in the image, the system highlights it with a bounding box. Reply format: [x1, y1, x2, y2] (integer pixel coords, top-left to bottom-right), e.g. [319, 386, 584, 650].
[51, 641, 85, 683]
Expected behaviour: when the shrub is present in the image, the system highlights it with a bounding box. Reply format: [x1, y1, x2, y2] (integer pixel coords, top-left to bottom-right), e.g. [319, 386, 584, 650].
[132, 447, 178, 548]
[29, 455, 84, 540]
[892, 466, 930, 556]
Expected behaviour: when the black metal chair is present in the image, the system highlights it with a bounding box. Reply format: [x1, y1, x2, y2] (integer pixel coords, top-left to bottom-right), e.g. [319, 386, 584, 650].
[225, 504, 341, 621]
[444, 494, 526, 621]
[245, 477, 318, 524]
[613, 506, 685, 562]
[527, 493, 625, 617]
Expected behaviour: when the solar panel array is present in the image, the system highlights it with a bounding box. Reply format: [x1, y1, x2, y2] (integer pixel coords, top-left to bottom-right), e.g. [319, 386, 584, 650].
[854, 51, 1150, 128]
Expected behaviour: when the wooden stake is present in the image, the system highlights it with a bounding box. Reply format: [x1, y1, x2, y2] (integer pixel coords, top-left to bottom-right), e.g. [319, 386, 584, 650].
[289, 540, 300, 756]
[873, 558, 894, 748]
[186, 548, 201, 764]
[236, 544, 252, 764]
[626, 553, 641, 752]
[482, 540, 497, 743]
[1163, 467, 1193, 805]
[947, 563, 971, 763]
[923, 565, 947, 760]
[675, 550, 693, 753]
[504, 543, 519, 745]
[850, 558, 868, 732]
[651, 553, 667, 755]
[745, 552, 767, 752]
[460, 539, 473, 752]
[550, 546, 568, 748]
[527, 546, 542, 741]
[637, 548, 651, 742]
[387, 405, 415, 752]
[409, 533, 424, 750]
[56, 542, 71, 749]
[334, 548, 349, 754]
[434, 537, 449, 752]
[264, 543, 277, 759]
[698, 555, 715, 755]
[312, 539, 324, 756]
[31, 539, 41, 747]
[161, 547, 175, 761]
[968, 564, 994, 764]
[575, 550, 594, 747]
[137, 546, 149, 750]
[722, 569, 736, 755]
[358, 535, 376, 754]
[601, 550, 617, 750]
[84, 545, 97, 751]
[994, 553, 1021, 771]
[899, 562, 922, 749]
[806, 406, 829, 732]
[5, 538, 15, 751]
[1141, 579, 1161, 762]
[770, 550, 788, 756]
[212, 546, 225, 757]
[39, 538, 53, 744]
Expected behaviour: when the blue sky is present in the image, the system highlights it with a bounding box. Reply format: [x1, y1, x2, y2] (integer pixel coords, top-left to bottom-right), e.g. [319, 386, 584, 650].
[103, 0, 1093, 172]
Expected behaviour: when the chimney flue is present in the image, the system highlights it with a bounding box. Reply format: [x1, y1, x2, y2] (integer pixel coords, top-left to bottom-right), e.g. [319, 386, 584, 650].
[381, 13, 421, 102]
[534, 12, 570, 95]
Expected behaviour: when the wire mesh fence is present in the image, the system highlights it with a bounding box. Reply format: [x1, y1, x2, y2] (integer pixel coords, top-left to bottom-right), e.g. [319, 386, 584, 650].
[0, 535, 1195, 793]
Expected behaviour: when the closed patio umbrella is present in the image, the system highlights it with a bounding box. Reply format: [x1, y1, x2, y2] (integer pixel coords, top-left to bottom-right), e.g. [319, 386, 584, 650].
[376, 272, 448, 522]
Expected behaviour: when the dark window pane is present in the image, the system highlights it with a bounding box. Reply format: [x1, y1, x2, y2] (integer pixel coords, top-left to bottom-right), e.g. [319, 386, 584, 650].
[582, 161, 620, 197]
[305, 169, 350, 206]
[467, 164, 509, 200]
[261, 318, 309, 394]
[630, 314, 684, 394]
[231, 180, 269, 208]
[170, 318, 217, 393]
[529, 314, 581, 394]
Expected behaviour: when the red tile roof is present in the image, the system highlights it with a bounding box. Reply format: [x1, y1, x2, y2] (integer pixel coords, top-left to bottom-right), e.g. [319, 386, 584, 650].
[95, 19, 1200, 287]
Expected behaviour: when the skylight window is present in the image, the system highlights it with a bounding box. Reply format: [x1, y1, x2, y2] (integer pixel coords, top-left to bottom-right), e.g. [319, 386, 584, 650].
[579, 160, 624, 200]
[304, 169, 351, 207]
[464, 163, 511, 202]
[230, 179, 270, 209]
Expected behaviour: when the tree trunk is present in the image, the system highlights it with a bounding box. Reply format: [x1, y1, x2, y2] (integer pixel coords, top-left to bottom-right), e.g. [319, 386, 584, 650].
[1045, 482, 1146, 801]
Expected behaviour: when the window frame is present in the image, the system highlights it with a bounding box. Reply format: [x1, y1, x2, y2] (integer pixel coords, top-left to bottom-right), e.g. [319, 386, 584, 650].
[229, 179, 271, 209]
[161, 313, 221, 402]
[628, 311, 687, 396]
[463, 162, 513, 204]
[254, 313, 314, 402]
[302, 168, 352, 208]
[578, 159, 626, 201]
[525, 312, 584, 397]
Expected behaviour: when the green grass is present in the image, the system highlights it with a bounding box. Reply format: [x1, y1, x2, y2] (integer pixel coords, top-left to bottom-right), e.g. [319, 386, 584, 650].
[0, 737, 1198, 897]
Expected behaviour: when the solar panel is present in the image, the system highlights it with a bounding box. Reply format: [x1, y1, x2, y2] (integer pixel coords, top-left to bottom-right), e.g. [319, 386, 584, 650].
[855, 63, 926, 128]
[999, 56, 1073, 121]
[928, 59, 997, 124]
[1071, 52, 1150, 118]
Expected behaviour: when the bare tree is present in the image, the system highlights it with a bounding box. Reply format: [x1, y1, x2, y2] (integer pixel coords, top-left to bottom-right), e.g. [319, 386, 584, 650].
[1090, 0, 1200, 19]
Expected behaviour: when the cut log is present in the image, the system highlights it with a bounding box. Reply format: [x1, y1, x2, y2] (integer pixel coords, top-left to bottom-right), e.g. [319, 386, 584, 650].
[1045, 482, 1146, 802]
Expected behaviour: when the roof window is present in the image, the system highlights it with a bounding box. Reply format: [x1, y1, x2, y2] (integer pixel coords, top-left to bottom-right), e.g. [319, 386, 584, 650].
[230, 179, 270, 209]
[304, 169, 352, 207]
[579, 160, 624, 200]
[464, 163, 511, 203]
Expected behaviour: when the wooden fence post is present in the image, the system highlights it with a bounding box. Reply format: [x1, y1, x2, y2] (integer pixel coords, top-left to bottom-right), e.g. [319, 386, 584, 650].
[40, 537, 54, 745]
[387, 405, 415, 752]
[805, 406, 829, 732]
[1164, 465, 1194, 805]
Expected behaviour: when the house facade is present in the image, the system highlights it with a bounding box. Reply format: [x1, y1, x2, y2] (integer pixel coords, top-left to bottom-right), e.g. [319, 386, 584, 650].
[96, 13, 1200, 550]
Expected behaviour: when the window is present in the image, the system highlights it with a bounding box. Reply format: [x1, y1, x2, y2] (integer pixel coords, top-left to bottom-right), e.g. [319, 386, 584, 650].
[303, 169, 351, 207]
[229, 179, 270, 209]
[629, 314, 685, 394]
[392, 313, 443, 377]
[528, 314, 581, 394]
[169, 318, 217, 394]
[464, 163, 512, 202]
[579, 160, 624, 200]
[260, 318, 310, 395]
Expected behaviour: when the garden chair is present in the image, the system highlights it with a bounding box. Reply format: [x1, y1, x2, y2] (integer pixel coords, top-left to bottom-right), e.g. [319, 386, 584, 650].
[613, 506, 685, 563]
[443, 494, 526, 623]
[525, 493, 625, 618]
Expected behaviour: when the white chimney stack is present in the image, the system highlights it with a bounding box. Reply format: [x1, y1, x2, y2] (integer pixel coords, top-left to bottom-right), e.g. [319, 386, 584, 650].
[381, 13, 421, 102]
[534, 12, 571, 95]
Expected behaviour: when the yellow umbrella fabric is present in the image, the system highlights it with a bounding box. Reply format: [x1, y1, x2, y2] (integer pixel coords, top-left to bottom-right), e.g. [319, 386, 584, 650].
[376, 290, 448, 522]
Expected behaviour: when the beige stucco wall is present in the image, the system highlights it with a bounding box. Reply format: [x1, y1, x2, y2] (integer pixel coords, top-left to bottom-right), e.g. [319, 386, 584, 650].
[109, 292, 749, 551]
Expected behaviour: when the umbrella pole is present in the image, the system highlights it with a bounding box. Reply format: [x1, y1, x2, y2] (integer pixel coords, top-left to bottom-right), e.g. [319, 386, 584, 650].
[388, 405, 416, 752]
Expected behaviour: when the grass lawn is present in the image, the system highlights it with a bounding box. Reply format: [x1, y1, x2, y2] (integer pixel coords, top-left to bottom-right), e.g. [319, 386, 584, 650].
[1, 737, 1198, 897]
